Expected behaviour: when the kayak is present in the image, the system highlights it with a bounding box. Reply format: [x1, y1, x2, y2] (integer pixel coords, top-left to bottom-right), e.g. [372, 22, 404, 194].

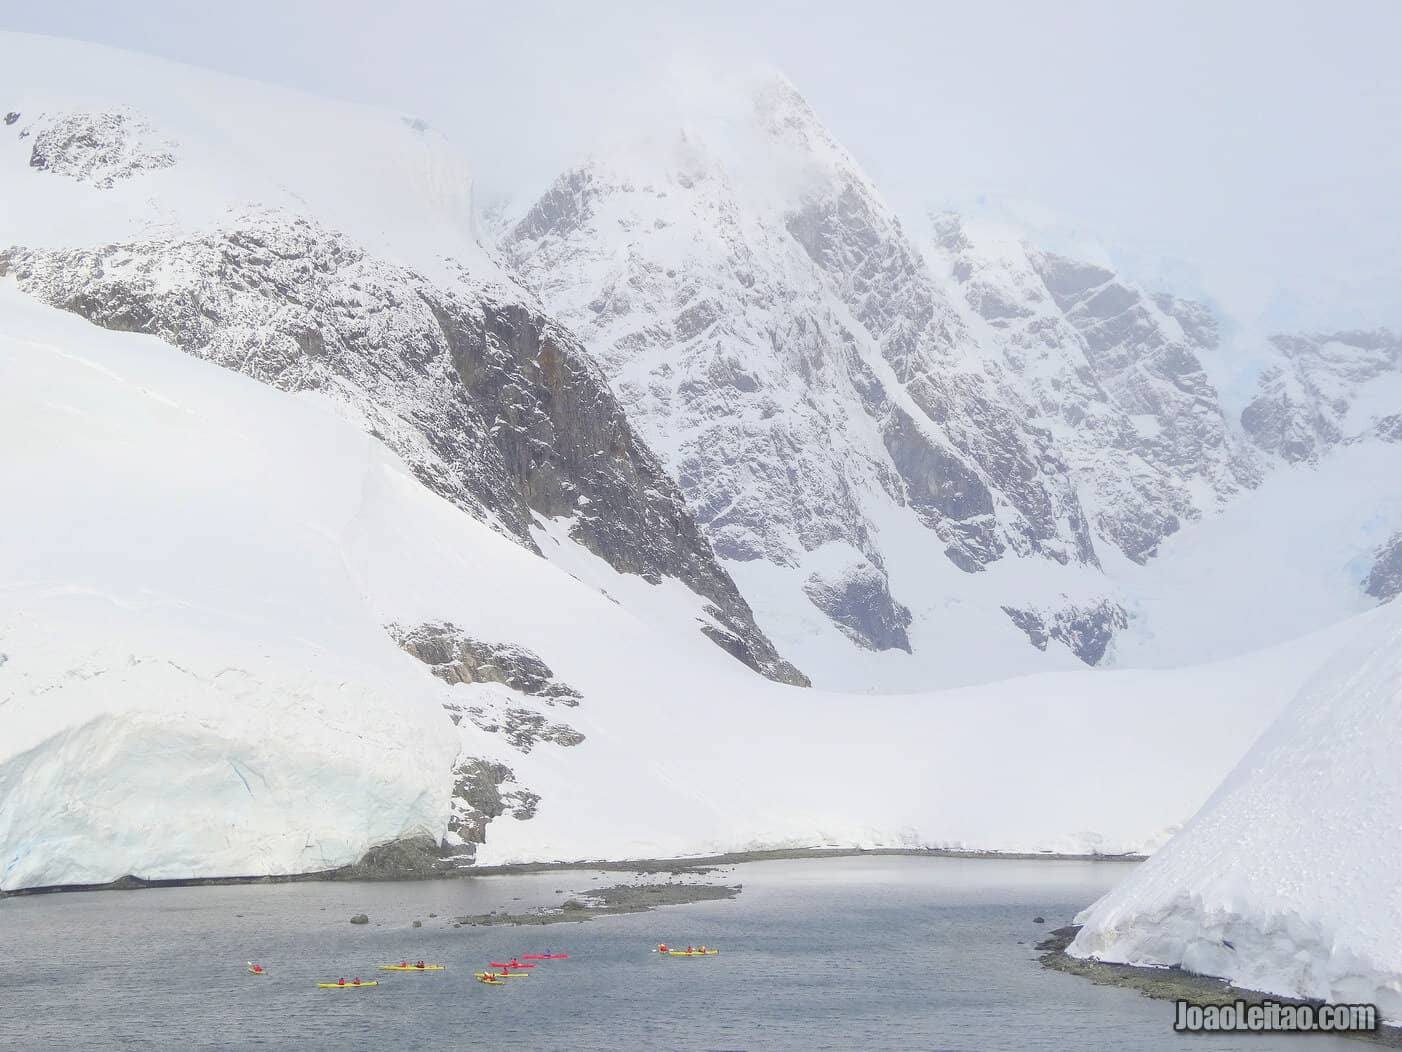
[489, 962, 535, 968]
[474, 972, 528, 979]
[478, 976, 506, 985]
[667, 949, 719, 956]
[379, 964, 445, 971]
[247, 967, 266, 975]
[316, 981, 378, 989]
[522, 953, 569, 960]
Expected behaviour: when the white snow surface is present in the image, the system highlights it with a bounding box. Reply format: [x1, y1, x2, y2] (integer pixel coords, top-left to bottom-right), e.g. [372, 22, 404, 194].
[0, 31, 505, 289]
[1070, 599, 1402, 1022]
[0, 288, 1377, 888]
[0, 286, 459, 890]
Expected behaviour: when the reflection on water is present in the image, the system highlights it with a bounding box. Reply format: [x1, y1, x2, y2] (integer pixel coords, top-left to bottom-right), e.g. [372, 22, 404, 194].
[0, 856, 1357, 1050]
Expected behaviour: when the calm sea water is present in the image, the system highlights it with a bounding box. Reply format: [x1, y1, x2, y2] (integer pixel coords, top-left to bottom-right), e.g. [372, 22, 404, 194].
[0, 856, 1356, 1051]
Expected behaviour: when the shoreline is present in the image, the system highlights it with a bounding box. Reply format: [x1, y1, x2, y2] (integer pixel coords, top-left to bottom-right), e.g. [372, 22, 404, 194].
[1038, 925, 1402, 1048]
[0, 843, 1142, 898]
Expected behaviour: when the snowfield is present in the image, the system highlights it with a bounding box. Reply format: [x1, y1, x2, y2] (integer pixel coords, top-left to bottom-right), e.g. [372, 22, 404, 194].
[1070, 599, 1402, 1022]
[0, 288, 459, 890]
[0, 31, 499, 288]
[0, 287, 1377, 889]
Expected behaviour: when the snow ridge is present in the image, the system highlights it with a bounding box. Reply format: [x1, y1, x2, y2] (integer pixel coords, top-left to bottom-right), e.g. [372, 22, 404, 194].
[1070, 602, 1402, 1022]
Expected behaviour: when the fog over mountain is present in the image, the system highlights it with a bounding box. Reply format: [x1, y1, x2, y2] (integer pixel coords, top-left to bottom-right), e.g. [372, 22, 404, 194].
[6, 0, 1400, 333]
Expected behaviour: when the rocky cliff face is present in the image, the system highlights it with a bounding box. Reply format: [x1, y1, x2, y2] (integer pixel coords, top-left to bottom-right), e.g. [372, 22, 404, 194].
[0, 205, 804, 685]
[927, 214, 1256, 564]
[1365, 533, 1402, 604]
[1241, 330, 1402, 464]
[503, 73, 1119, 675]
[389, 622, 585, 854]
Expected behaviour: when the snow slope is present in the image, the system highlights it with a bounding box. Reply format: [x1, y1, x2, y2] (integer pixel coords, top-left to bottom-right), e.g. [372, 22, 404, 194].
[1112, 438, 1402, 667]
[0, 286, 459, 890]
[0, 287, 1376, 888]
[0, 31, 497, 286]
[1070, 599, 1402, 1022]
[0, 31, 800, 684]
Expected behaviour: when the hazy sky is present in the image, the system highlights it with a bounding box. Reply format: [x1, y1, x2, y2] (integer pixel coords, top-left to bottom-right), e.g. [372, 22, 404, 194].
[3, 0, 1400, 327]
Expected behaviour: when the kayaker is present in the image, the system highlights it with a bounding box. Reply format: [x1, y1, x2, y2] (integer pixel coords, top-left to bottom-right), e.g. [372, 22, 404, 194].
[509, 957, 522, 968]
[699, 945, 707, 953]
[352, 978, 361, 986]
[400, 960, 408, 968]
[658, 943, 668, 953]
[416, 960, 425, 969]
[686, 945, 694, 953]
[338, 978, 346, 986]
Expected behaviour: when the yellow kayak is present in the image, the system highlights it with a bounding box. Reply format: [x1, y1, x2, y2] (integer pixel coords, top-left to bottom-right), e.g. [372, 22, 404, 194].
[478, 976, 506, 985]
[379, 964, 445, 971]
[667, 949, 719, 956]
[316, 981, 378, 989]
[474, 971, 528, 979]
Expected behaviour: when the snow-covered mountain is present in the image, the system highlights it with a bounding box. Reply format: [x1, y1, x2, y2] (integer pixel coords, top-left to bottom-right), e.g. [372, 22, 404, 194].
[502, 71, 1133, 688]
[0, 32, 800, 687]
[1069, 599, 1402, 1022]
[0, 284, 1371, 890]
[2, 33, 1400, 892]
[924, 212, 1256, 564]
[1241, 328, 1402, 464]
[501, 68, 1400, 688]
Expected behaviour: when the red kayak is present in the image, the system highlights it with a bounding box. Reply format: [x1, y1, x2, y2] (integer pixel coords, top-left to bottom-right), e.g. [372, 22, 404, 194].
[522, 954, 569, 960]
[489, 962, 535, 969]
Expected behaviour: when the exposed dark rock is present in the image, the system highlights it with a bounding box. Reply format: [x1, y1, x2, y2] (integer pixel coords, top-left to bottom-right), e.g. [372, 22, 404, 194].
[390, 622, 582, 704]
[1032, 251, 1249, 489]
[1365, 533, 1402, 603]
[803, 561, 912, 652]
[3, 112, 19, 126]
[22, 108, 176, 188]
[1001, 600, 1129, 665]
[786, 190, 1098, 572]
[1240, 366, 1331, 464]
[350, 914, 369, 924]
[1242, 330, 1401, 462]
[448, 758, 542, 845]
[454, 707, 584, 752]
